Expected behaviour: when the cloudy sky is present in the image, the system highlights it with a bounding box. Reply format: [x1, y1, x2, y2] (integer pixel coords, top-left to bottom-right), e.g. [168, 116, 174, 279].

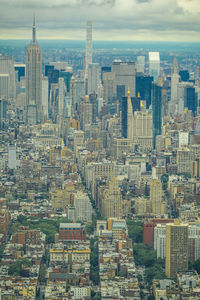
[0, 0, 199, 41]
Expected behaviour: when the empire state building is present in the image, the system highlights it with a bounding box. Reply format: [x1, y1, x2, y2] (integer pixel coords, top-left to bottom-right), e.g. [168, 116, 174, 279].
[26, 16, 42, 124]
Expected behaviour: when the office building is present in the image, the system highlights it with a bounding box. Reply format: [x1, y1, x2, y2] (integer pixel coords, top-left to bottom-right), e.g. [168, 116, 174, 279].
[165, 220, 188, 278]
[15, 64, 25, 82]
[85, 21, 92, 93]
[179, 70, 190, 82]
[184, 86, 197, 116]
[112, 61, 136, 100]
[102, 72, 115, 104]
[177, 148, 194, 174]
[42, 77, 48, 120]
[79, 95, 93, 130]
[101, 178, 123, 219]
[26, 16, 42, 124]
[136, 74, 153, 108]
[169, 55, 180, 115]
[132, 110, 153, 151]
[0, 99, 7, 128]
[0, 55, 16, 99]
[152, 80, 162, 148]
[150, 179, 165, 215]
[136, 56, 145, 73]
[8, 144, 17, 170]
[149, 52, 160, 82]
[88, 63, 101, 95]
[121, 94, 141, 138]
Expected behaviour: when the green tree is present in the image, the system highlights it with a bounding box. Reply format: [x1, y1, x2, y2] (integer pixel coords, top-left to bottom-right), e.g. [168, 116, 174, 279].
[193, 258, 200, 274]
[126, 220, 143, 243]
[161, 174, 169, 191]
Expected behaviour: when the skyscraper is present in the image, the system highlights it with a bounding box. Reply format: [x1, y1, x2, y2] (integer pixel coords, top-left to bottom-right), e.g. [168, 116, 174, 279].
[168, 55, 180, 115]
[149, 52, 160, 82]
[88, 63, 100, 95]
[150, 179, 165, 214]
[26, 16, 42, 124]
[136, 56, 145, 73]
[112, 61, 136, 100]
[152, 79, 163, 148]
[166, 220, 188, 278]
[0, 55, 16, 99]
[136, 74, 153, 109]
[85, 21, 92, 94]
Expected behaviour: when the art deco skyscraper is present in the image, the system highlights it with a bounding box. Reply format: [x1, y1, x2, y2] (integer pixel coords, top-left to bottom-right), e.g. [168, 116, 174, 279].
[85, 21, 92, 94]
[26, 16, 42, 124]
[168, 55, 180, 115]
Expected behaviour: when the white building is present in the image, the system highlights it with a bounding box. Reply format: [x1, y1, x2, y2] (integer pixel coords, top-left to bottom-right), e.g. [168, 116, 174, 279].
[8, 144, 17, 169]
[149, 52, 160, 82]
[42, 77, 48, 120]
[137, 56, 145, 73]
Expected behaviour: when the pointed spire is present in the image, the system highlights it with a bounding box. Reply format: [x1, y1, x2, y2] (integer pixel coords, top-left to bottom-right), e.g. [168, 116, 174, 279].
[172, 54, 179, 74]
[32, 13, 36, 43]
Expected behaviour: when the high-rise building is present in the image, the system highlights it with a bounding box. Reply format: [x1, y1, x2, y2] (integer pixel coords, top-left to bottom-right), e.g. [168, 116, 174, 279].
[26, 16, 42, 124]
[8, 144, 17, 170]
[121, 94, 141, 138]
[179, 70, 190, 82]
[15, 64, 25, 82]
[112, 61, 136, 100]
[152, 80, 163, 148]
[0, 99, 7, 128]
[166, 220, 188, 278]
[42, 77, 48, 120]
[132, 110, 153, 151]
[136, 56, 145, 73]
[88, 63, 100, 95]
[102, 72, 115, 104]
[168, 55, 180, 114]
[101, 178, 122, 218]
[79, 95, 93, 130]
[150, 179, 165, 215]
[149, 52, 160, 82]
[184, 86, 197, 116]
[0, 56, 16, 100]
[177, 148, 194, 175]
[85, 21, 92, 93]
[136, 74, 153, 109]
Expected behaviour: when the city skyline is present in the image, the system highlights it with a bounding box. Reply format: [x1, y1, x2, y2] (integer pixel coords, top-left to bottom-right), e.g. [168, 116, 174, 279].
[0, 0, 199, 41]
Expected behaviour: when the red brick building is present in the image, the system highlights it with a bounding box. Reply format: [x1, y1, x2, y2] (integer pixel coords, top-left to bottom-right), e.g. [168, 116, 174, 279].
[59, 223, 87, 241]
[143, 219, 173, 247]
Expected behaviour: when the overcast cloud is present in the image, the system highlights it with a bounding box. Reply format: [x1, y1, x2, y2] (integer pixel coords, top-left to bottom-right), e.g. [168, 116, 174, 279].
[0, 0, 199, 41]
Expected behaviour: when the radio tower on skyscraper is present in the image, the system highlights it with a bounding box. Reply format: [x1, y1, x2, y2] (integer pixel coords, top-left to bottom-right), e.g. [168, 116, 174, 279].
[85, 21, 92, 94]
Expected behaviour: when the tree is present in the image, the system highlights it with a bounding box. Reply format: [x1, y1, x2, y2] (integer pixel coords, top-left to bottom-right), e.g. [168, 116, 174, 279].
[193, 258, 200, 274]
[161, 174, 169, 191]
[126, 220, 143, 243]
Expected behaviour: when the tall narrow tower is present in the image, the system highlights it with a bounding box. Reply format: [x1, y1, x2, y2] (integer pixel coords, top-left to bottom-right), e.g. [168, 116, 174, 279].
[168, 54, 180, 115]
[26, 15, 42, 124]
[85, 21, 92, 94]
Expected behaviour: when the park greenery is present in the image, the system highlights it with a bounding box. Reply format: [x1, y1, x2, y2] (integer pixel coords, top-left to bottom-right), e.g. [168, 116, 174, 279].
[90, 237, 99, 285]
[15, 215, 74, 243]
[127, 220, 166, 286]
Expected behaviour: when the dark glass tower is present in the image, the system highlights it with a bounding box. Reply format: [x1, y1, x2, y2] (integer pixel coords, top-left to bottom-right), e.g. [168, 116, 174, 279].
[121, 96, 141, 138]
[136, 74, 153, 109]
[184, 87, 197, 116]
[152, 83, 162, 148]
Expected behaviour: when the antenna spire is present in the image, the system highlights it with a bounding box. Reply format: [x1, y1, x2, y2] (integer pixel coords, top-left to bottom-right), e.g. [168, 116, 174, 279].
[32, 13, 36, 43]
